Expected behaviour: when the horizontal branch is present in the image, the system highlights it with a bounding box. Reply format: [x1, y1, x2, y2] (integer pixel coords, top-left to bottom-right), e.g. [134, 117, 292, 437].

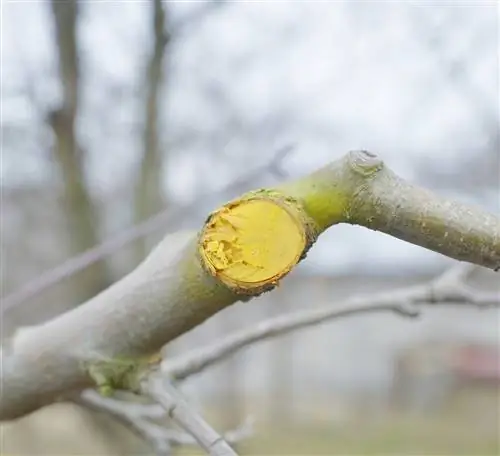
[163, 263, 499, 381]
[348, 163, 500, 270]
[165, 300, 419, 381]
[1, 151, 498, 421]
[279, 151, 500, 270]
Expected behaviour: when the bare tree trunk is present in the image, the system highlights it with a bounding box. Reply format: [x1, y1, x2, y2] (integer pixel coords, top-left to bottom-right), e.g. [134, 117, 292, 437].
[49, 0, 111, 304]
[134, 0, 170, 262]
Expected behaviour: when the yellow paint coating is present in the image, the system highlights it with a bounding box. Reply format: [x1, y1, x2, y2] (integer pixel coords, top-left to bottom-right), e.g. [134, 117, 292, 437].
[277, 170, 351, 231]
[199, 198, 306, 292]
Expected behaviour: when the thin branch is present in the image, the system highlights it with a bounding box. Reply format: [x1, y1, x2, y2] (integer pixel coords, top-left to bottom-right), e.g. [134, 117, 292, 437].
[77, 389, 252, 456]
[428, 263, 498, 305]
[78, 390, 177, 456]
[164, 300, 421, 382]
[142, 375, 239, 456]
[79, 389, 165, 420]
[78, 390, 172, 456]
[163, 263, 499, 381]
[223, 418, 254, 445]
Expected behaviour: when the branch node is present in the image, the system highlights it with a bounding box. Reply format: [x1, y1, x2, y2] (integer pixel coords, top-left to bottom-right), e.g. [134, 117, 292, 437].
[84, 355, 157, 396]
[348, 150, 384, 176]
[396, 302, 421, 317]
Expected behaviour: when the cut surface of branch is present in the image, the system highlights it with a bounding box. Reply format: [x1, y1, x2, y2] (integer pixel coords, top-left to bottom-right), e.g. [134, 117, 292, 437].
[199, 192, 316, 294]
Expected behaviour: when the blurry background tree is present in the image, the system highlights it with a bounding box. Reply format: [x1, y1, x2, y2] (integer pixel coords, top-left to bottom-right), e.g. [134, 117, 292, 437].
[133, 0, 168, 260]
[49, 0, 112, 304]
[48, 0, 170, 299]
[1, 1, 498, 455]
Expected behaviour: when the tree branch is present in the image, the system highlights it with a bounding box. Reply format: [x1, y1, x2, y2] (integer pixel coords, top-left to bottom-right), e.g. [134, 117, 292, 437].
[348, 162, 500, 271]
[77, 389, 252, 456]
[163, 262, 499, 381]
[78, 261, 495, 455]
[142, 375, 238, 456]
[1, 151, 498, 421]
[279, 151, 500, 270]
[77, 390, 172, 455]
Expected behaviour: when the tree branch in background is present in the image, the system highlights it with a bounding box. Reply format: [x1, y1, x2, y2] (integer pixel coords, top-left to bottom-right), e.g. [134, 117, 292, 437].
[142, 376, 239, 456]
[163, 262, 499, 382]
[1, 151, 498, 421]
[77, 261, 496, 456]
[77, 389, 253, 456]
[77, 390, 172, 456]
[49, 0, 112, 302]
[134, 0, 170, 260]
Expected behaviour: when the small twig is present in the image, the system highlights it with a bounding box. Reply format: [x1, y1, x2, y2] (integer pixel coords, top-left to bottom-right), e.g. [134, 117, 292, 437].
[163, 299, 421, 381]
[433, 262, 476, 287]
[428, 263, 499, 306]
[163, 263, 499, 381]
[78, 389, 172, 455]
[143, 375, 239, 456]
[77, 389, 252, 456]
[80, 389, 165, 419]
[223, 417, 254, 444]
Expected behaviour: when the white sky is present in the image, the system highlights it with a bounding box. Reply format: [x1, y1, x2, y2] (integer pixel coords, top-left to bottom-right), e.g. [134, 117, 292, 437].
[1, 0, 498, 274]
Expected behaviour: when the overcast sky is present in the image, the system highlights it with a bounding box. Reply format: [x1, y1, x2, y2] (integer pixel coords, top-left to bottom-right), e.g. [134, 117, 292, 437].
[1, 0, 498, 275]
